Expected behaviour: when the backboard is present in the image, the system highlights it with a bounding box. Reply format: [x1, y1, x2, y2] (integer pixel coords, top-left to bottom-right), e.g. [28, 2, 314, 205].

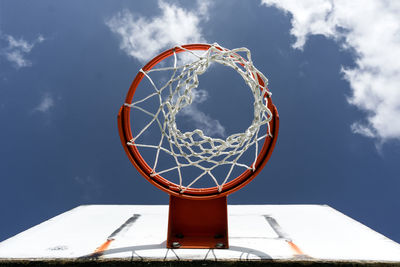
[0, 205, 400, 265]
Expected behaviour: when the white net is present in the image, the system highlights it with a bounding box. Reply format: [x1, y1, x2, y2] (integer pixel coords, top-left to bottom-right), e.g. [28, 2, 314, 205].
[125, 43, 273, 193]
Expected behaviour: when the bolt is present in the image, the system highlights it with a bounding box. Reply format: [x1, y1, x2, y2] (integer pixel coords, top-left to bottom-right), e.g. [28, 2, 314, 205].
[214, 234, 224, 239]
[175, 233, 184, 239]
[215, 243, 225, 249]
[172, 242, 181, 248]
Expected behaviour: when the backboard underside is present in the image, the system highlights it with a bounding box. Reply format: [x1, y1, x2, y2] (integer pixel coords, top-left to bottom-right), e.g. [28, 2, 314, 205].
[0, 205, 399, 265]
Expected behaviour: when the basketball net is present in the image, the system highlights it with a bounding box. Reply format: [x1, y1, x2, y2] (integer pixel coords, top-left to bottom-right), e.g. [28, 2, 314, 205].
[124, 43, 273, 193]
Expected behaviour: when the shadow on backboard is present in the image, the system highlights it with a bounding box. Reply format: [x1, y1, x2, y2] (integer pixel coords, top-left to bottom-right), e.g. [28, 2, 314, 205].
[81, 241, 272, 261]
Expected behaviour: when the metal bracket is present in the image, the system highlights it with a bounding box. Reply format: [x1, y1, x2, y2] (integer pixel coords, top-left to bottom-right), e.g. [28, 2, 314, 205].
[167, 195, 229, 249]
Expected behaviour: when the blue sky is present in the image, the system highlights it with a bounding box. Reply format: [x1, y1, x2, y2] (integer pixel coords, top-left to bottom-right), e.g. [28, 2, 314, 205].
[1, 0, 400, 245]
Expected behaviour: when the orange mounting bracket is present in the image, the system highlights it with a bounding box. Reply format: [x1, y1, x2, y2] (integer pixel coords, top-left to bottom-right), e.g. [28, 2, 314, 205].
[167, 195, 229, 249]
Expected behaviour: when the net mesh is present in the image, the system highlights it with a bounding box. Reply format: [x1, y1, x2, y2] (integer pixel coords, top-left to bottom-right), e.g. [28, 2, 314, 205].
[125, 43, 273, 193]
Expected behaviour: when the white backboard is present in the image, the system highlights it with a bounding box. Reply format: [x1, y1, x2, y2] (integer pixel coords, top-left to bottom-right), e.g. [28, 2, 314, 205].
[0, 205, 399, 264]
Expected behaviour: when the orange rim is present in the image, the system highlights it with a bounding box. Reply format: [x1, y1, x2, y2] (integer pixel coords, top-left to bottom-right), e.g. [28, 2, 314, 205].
[118, 44, 279, 200]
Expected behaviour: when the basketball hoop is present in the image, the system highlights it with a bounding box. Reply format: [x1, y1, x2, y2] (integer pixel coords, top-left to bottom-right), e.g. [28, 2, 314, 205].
[118, 43, 279, 248]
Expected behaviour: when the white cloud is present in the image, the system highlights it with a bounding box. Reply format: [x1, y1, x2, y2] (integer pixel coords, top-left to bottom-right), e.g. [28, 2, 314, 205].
[180, 88, 226, 138]
[261, 0, 400, 142]
[105, 0, 209, 62]
[1, 34, 45, 68]
[34, 94, 54, 113]
[4, 50, 31, 68]
[106, 1, 223, 137]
